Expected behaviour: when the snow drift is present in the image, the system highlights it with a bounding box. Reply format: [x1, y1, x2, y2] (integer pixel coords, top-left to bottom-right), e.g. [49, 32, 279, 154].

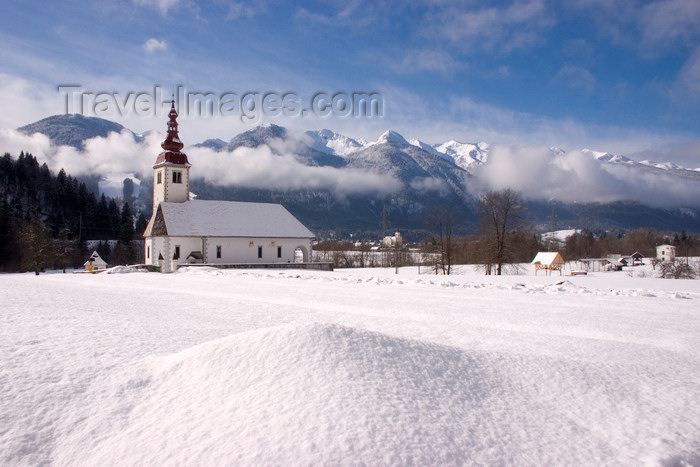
[56, 321, 697, 465]
[1, 268, 699, 465]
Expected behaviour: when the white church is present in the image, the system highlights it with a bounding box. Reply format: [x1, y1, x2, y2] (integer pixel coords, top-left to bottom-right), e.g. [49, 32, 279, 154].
[143, 102, 315, 272]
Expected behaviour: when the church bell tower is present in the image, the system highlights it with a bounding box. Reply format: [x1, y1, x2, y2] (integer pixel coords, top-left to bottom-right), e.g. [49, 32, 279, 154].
[152, 101, 190, 214]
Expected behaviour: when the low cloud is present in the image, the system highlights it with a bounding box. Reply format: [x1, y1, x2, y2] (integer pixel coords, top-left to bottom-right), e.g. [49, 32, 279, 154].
[0, 128, 158, 177]
[409, 176, 447, 194]
[471, 144, 700, 208]
[189, 145, 402, 196]
[0, 128, 401, 198]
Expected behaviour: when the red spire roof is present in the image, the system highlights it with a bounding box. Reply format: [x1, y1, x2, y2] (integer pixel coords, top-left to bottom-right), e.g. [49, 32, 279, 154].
[155, 101, 189, 165]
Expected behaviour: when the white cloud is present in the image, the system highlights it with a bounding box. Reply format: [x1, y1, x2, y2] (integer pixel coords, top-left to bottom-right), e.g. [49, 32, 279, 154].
[189, 144, 402, 196]
[143, 38, 168, 52]
[0, 126, 401, 198]
[133, 0, 180, 14]
[553, 66, 596, 94]
[393, 49, 464, 76]
[225, 1, 267, 19]
[428, 0, 551, 53]
[674, 47, 700, 100]
[640, 0, 700, 49]
[0, 74, 62, 130]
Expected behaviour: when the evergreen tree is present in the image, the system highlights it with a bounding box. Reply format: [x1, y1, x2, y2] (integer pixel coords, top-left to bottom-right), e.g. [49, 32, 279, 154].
[112, 203, 139, 265]
[55, 226, 79, 272]
[118, 203, 135, 244]
[135, 212, 148, 237]
[108, 199, 121, 238]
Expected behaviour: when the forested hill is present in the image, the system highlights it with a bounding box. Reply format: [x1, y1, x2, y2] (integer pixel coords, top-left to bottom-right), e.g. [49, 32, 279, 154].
[0, 152, 146, 272]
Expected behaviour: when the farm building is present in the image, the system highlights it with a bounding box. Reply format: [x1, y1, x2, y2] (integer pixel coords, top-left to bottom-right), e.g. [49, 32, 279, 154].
[531, 252, 565, 276]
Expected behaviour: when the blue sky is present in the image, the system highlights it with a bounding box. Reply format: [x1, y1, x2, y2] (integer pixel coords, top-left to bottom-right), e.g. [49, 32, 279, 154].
[1, 0, 699, 164]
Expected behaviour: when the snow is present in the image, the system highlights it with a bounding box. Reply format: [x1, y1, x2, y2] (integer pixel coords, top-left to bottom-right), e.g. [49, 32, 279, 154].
[1, 266, 699, 465]
[541, 229, 582, 242]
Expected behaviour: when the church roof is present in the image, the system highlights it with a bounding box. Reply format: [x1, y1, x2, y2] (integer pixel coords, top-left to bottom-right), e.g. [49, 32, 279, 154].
[145, 200, 314, 238]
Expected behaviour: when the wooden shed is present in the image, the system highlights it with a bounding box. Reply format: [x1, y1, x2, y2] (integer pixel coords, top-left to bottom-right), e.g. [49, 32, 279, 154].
[532, 252, 565, 276]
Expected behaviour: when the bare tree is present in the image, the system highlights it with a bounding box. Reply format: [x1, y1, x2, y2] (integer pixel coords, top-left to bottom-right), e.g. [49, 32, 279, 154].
[424, 205, 457, 275]
[478, 188, 525, 275]
[658, 260, 697, 279]
[20, 219, 54, 275]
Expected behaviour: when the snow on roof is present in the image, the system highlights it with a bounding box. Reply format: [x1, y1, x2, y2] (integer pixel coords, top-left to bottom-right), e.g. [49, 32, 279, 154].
[531, 251, 564, 265]
[157, 200, 314, 238]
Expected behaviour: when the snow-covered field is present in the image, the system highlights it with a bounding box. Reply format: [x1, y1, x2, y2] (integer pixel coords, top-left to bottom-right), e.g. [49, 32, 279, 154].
[1, 265, 699, 466]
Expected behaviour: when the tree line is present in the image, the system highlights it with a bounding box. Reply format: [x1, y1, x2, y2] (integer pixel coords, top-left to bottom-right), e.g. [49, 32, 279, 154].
[0, 152, 147, 273]
[423, 188, 699, 275]
[314, 188, 699, 275]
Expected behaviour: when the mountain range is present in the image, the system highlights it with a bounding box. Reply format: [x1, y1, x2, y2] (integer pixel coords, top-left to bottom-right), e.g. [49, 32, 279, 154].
[15, 115, 700, 237]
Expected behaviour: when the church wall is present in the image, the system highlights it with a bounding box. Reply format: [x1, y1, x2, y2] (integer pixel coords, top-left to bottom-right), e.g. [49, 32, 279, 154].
[145, 236, 314, 270]
[205, 237, 312, 264]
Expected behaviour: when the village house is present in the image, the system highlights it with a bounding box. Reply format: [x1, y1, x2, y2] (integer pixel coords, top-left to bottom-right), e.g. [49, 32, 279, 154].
[656, 244, 676, 262]
[143, 102, 315, 272]
[83, 250, 107, 272]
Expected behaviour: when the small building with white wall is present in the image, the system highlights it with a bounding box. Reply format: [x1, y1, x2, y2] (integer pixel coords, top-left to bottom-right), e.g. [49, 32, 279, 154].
[83, 250, 107, 271]
[656, 244, 676, 262]
[143, 102, 314, 272]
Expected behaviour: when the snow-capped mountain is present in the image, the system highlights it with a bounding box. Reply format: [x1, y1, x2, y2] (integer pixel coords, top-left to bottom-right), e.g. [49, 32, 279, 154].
[408, 139, 452, 161]
[13, 115, 700, 235]
[581, 148, 633, 164]
[304, 129, 367, 156]
[433, 140, 489, 172]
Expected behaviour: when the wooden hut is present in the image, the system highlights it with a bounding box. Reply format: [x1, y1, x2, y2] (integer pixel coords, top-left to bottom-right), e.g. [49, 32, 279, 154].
[532, 252, 565, 276]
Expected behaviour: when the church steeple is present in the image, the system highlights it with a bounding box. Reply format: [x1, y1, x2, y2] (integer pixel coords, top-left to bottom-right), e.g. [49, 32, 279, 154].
[152, 100, 191, 213]
[155, 100, 188, 165]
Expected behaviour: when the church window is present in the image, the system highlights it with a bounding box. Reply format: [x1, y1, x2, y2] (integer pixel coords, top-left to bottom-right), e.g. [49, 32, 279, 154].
[258, 246, 263, 258]
[156, 172, 162, 184]
[277, 246, 282, 258]
[147, 246, 150, 259]
[173, 245, 180, 260]
[173, 171, 182, 183]
[216, 245, 222, 258]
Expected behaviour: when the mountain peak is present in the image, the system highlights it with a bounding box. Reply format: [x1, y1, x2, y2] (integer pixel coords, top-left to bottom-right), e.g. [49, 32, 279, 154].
[226, 124, 288, 151]
[304, 129, 366, 156]
[17, 114, 132, 149]
[377, 130, 410, 147]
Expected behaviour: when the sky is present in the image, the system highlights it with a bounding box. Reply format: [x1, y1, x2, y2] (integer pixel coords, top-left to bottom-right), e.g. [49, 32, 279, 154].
[0, 0, 699, 166]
